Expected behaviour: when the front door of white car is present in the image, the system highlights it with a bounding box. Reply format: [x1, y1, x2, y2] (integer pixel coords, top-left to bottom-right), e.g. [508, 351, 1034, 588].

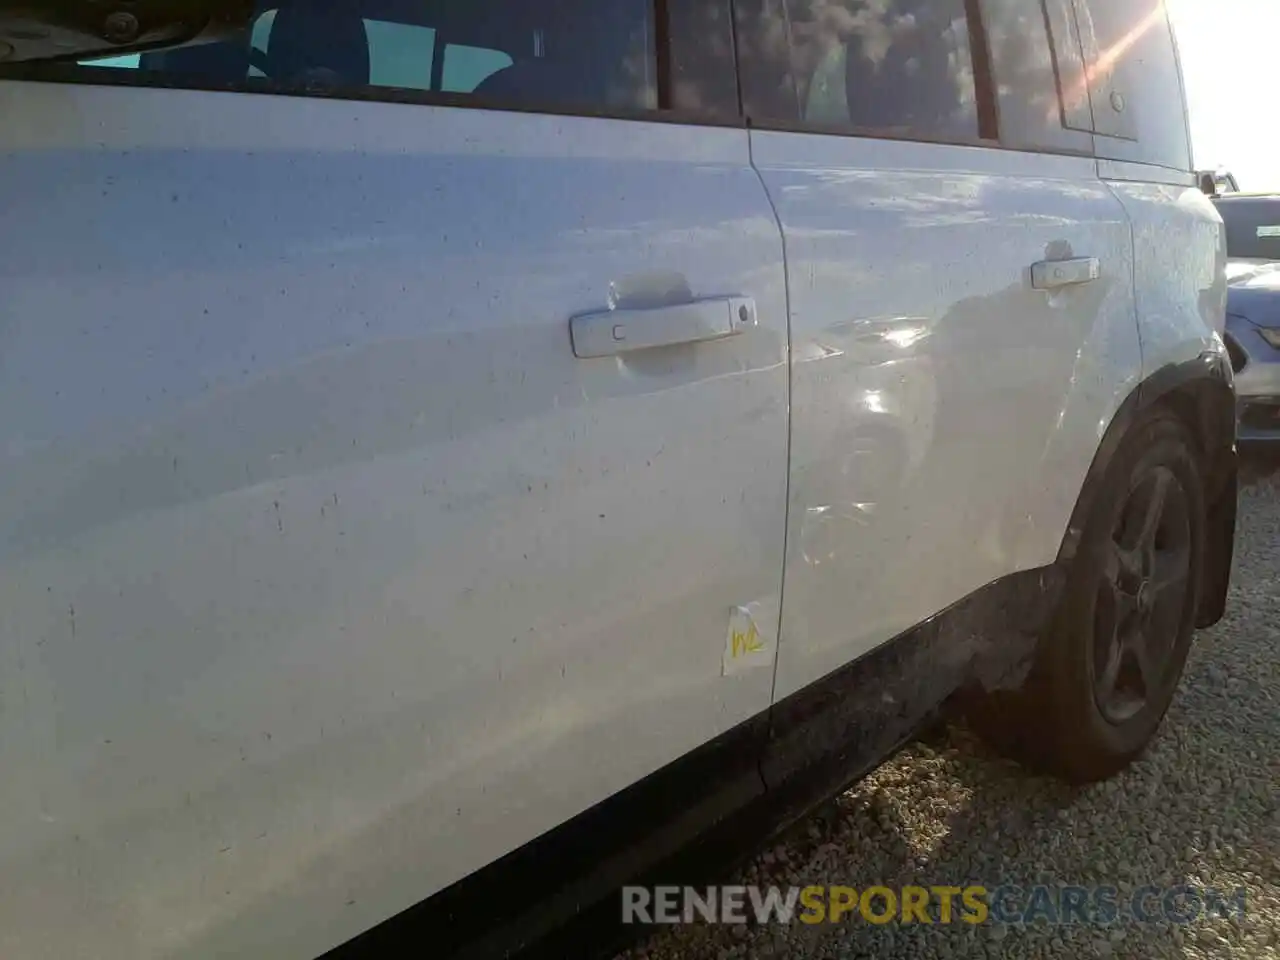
[0, 4, 790, 957]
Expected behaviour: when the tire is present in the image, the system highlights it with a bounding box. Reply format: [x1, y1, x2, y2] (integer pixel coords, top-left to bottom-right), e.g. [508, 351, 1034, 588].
[970, 408, 1205, 783]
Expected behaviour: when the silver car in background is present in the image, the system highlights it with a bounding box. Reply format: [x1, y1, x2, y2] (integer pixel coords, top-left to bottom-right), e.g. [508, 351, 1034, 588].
[1216, 194, 1280, 443]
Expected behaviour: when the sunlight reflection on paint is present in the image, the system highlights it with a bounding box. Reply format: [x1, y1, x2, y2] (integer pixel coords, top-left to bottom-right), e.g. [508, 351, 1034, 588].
[882, 325, 929, 349]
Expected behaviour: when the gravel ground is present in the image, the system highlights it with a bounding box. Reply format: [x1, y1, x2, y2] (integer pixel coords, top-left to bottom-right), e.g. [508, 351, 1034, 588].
[620, 476, 1280, 960]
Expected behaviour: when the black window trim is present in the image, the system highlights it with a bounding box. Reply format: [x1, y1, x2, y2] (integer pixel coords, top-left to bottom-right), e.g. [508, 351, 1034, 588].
[428, 27, 446, 93]
[742, 113, 1094, 160]
[653, 0, 674, 109]
[963, 0, 1001, 141]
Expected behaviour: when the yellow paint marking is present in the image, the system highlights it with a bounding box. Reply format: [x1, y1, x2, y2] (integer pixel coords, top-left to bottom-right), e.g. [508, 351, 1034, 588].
[730, 621, 764, 659]
[723, 603, 773, 676]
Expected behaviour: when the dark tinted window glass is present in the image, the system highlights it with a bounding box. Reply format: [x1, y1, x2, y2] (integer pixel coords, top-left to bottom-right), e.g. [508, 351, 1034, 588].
[1217, 199, 1280, 261]
[981, 0, 1091, 153]
[735, 0, 982, 141]
[666, 0, 742, 116]
[55, 0, 739, 120]
[1074, 0, 1191, 170]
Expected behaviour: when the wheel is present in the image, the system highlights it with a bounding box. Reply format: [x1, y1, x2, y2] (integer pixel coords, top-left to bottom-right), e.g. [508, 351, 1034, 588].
[971, 408, 1205, 783]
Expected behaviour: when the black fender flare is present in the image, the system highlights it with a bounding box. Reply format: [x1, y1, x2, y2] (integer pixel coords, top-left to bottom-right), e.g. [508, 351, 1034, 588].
[1056, 351, 1237, 628]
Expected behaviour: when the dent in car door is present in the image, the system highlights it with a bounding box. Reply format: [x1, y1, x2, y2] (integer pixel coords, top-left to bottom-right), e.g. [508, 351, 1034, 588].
[0, 86, 788, 960]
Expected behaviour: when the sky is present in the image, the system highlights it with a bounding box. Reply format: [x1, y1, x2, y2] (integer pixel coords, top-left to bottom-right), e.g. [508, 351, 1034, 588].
[1168, 0, 1276, 190]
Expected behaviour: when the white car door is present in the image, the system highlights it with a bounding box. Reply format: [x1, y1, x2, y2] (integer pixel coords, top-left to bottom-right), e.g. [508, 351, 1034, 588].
[730, 0, 1142, 719]
[0, 3, 789, 957]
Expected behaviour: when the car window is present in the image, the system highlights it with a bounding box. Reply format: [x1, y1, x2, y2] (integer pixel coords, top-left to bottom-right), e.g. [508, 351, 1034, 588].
[71, 0, 687, 117]
[1217, 199, 1280, 262]
[733, 0, 983, 143]
[442, 44, 515, 93]
[365, 21, 446, 91]
[1072, 0, 1191, 170]
[82, 54, 141, 69]
[247, 7, 277, 74]
[980, 0, 1092, 154]
[238, 11, 487, 91]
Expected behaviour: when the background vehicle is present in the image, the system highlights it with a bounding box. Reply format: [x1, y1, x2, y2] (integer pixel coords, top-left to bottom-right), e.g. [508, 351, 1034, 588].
[1214, 193, 1280, 443]
[0, 1, 1236, 959]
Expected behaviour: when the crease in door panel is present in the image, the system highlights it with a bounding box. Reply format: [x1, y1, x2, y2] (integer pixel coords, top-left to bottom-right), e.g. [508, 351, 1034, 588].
[1100, 174, 1145, 379]
[746, 128, 794, 718]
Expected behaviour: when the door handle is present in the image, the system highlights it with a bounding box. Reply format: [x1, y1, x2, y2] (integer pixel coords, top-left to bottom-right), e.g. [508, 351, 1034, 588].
[1031, 257, 1101, 290]
[569, 297, 757, 359]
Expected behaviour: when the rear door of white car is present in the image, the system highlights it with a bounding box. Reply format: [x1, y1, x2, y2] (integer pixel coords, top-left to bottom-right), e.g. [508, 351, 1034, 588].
[0, 3, 789, 957]
[730, 0, 1143, 744]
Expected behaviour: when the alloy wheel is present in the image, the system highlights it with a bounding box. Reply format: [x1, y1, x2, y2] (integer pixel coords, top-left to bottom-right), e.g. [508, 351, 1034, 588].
[1091, 466, 1193, 724]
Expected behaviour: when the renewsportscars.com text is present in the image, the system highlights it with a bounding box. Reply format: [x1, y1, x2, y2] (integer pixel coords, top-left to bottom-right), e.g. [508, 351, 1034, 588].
[622, 884, 1248, 926]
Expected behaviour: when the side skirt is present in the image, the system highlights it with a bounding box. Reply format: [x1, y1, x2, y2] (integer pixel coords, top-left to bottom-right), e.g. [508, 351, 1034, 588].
[324, 564, 1064, 960]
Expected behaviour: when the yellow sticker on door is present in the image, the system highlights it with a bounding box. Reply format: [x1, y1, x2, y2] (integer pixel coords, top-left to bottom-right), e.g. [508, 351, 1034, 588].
[723, 603, 774, 676]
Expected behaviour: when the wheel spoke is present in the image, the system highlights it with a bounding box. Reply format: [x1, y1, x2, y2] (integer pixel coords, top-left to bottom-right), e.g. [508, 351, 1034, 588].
[1127, 630, 1160, 696]
[1149, 533, 1192, 643]
[1103, 540, 1121, 581]
[1149, 547, 1190, 600]
[1109, 581, 1139, 624]
[1096, 636, 1124, 703]
[1094, 461, 1192, 723]
[1096, 572, 1134, 646]
[1107, 539, 1143, 586]
[1147, 586, 1185, 663]
[1132, 469, 1172, 554]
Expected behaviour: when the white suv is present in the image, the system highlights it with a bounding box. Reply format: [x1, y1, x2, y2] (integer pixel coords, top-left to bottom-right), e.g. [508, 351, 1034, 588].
[0, 1, 1238, 958]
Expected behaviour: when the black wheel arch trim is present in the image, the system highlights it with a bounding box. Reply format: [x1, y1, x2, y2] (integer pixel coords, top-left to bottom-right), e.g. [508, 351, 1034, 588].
[1056, 350, 1237, 628]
